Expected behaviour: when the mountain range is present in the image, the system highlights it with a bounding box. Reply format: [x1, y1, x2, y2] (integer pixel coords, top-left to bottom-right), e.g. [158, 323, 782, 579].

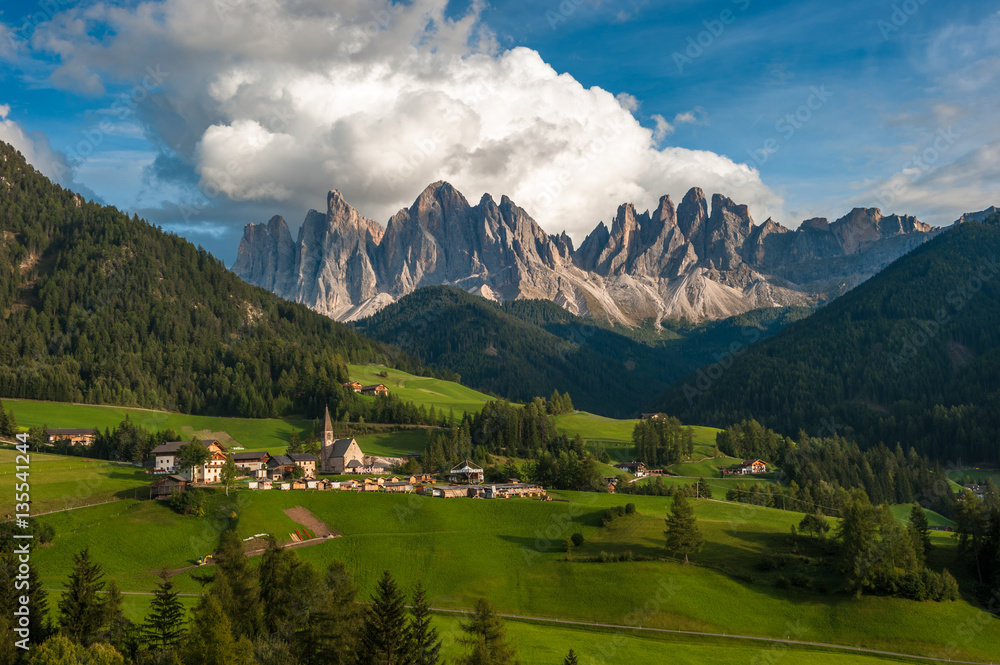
[233, 181, 939, 324]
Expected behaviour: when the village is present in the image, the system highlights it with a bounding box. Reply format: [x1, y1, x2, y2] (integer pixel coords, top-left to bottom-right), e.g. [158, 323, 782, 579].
[46, 404, 549, 503]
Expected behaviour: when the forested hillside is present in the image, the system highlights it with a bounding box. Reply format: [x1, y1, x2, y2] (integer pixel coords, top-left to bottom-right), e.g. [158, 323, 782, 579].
[353, 286, 807, 418]
[656, 214, 1000, 463]
[0, 141, 413, 417]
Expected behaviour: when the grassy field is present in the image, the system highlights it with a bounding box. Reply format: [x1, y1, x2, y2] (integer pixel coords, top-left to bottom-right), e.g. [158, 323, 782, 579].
[948, 468, 1000, 487]
[667, 455, 742, 477]
[0, 449, 151, 514]
[3, 398, 312, 453]
[347, 364, 497, 416]
[354, 429, 428, 457]
[23, 487, 1000, 663]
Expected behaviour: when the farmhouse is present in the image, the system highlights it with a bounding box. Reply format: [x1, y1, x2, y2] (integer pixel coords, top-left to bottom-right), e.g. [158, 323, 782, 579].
[150, 440, 228, 483]
[449, 460, 485, 484]
[361, 384, 389, 396]
[342, 381, 362, 392]
[46, 428, 98, 446]
[737, 459, 768, 475]
[640, 413, 664, 421]
[149, 475, 188, 500]
[266, 455, 298, 480]
[288, 453, 318, 478]
[382, 481, 413, 493]
[232, 451, 270, 478]
[616, 461, 648, 478]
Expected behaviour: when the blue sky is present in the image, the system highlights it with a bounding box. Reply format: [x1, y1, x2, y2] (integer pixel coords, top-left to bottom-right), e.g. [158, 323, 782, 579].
[1, 0, 997, 263]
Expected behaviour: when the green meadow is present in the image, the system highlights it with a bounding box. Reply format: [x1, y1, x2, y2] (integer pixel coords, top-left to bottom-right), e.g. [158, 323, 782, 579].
[347, 364, 497, 416]
[0, 449, 150, 515]
[23, 487, 1000, 663]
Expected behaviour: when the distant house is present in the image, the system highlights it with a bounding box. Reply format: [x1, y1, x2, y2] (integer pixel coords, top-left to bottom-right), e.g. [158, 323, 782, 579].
[737, 459, 768, 475]
[962, 484, 986, 500]
[151, 440, 228, 483]
[149, 475, 188, 500]
[342, 381, 362, 393]
[432, 485, 470, 498]
[448, 460, 485, 484]
[360, 384, 389, 397]
[640, 413, 664, 421]
[266, 455, 299, 480]
[615, 461, 648, 478]
[382, 481, 413, 493]
[288, 453, 318, 478]
[46, 428, 97, 446]
[232, 452, 271, 479]
[603, 476, 618, 494]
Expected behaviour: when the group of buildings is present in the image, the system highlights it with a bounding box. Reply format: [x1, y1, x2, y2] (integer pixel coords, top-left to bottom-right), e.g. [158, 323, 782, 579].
[342, 382, 390, 396]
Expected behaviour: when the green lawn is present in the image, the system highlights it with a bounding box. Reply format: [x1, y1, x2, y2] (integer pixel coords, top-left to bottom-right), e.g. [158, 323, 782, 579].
[3, 398, 312, 454]
[347, 364, 497, 416]
[667, 455, 742, 477]
[889, 504, 956, 529]
[26, 490, 1000, 663]
[948, 468, 1000, 488]
[0, 449, 151, 514]
[355, 429, 428, 457]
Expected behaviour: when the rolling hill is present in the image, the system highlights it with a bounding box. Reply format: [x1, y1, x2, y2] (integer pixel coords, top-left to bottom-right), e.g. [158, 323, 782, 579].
[655, 213, 1000, 463]
[353, 286, 807, 418]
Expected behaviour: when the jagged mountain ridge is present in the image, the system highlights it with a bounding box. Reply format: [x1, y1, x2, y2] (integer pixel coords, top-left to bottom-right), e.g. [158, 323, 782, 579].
[232, 181, 938, 324]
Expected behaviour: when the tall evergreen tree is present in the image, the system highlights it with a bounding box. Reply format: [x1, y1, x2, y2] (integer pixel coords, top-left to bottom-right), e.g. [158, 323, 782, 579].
[213, 530, 262, 640]
[908, 503, 933, 564]
[182, 595, 253, 665]
[143, 572, 185, 651]
[457, 599, 518, 665]
[298, 561, 362, 665]
[563, 650, 579, 665]
[58, 547, 108, 645]
[408, 582, 441, 665]
[356, 571, 412, 665]
[664, 492, 703, 564]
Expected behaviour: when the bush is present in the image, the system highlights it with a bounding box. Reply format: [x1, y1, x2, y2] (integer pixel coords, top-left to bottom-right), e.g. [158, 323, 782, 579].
[36, 521, 55, 544]
[563, 537, 574, 553]
[625, 503, 636, 515]
[571, 532, 584, 547]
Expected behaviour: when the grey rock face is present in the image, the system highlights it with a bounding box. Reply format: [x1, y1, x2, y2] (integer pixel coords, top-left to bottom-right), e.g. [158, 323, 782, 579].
[233, 182, 956, 325]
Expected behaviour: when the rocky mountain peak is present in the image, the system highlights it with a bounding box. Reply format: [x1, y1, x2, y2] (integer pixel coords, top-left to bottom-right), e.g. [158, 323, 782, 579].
[233, 181, 949, 325]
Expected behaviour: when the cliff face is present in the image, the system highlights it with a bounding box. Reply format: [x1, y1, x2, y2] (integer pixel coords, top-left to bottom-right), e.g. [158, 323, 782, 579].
[233, 181, 944, 324]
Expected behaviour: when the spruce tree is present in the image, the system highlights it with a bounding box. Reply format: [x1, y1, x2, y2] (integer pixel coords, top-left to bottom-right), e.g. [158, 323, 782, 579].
[182, 595, 253, 665]
[458, 599, 518, 665]
[408, 582, 441, 665]
[664, 492, 703, 564]
[143, 572, 185, 651]
[564, 650, 579, 665]
[357, 571, 411, 665]
[214, 530, 262, 639]
[58, 547, 107, 645]
[908, 503, 932, 563]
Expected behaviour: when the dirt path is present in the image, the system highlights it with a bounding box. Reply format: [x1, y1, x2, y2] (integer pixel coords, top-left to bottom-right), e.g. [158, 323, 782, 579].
[164, 507, 338, 577]
[284, 506, 335, 537]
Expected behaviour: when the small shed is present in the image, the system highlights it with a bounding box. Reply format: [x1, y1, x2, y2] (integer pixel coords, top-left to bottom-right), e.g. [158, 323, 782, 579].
[150, 475, 188, 500]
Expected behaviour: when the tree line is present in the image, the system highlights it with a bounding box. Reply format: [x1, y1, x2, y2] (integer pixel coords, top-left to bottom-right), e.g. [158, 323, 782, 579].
[0, 529, 591, 665]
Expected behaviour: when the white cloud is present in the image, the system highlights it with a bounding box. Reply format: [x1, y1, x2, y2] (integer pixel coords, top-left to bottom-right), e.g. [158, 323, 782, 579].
[26, 0, 784, 239]
[0, 103, 73, 184]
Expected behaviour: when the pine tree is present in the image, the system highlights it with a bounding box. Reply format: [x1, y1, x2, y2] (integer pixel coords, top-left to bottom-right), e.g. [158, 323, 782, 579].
[58, 547, 107, 645]
[182, 595, 253, 665]
[564, 649, 579, 665]
[143, 572, 185, 651]
[357, 571, 412, 665]
[299, 561, 362, 665]
[213, 530, 262, 640]
[908, 503, 932, 563]
[664, 492, 703, 564]
[408, 582, 441, 665]
[458, 599, 518, 665]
